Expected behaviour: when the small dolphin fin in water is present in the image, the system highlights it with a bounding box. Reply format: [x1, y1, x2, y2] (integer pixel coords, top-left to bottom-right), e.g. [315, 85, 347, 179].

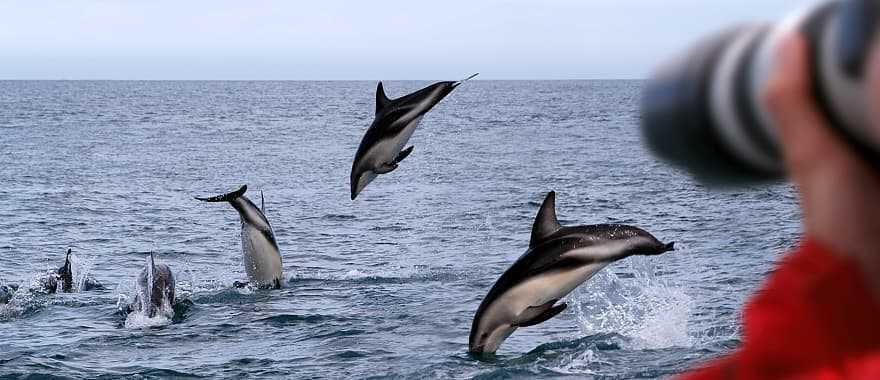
[393, 146, 414, 164]
[260, 190, 265, 214]
[513, 300, 567, 327]
[58, 248, 73, 293]
[374, 146, 414, 175]
[195, 185, 247, 202]
[376, 82, 390, 114]
[529, 191, 562, 248]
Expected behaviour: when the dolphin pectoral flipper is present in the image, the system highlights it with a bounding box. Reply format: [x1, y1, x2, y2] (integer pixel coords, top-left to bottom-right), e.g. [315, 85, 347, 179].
[393, 146, 414, 164]
[514, 300, 568, 327]
[374, 163, 398, 174]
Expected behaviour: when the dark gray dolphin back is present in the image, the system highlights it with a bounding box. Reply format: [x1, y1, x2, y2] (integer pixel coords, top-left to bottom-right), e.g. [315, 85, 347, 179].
[137, 252, 175, 317]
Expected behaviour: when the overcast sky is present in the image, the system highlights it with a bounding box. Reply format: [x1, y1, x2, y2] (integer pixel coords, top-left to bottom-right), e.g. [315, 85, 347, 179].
[0, 0, 806, 80]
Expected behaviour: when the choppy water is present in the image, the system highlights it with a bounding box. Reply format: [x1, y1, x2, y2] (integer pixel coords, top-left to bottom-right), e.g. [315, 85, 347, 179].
[0, 80, 801, 379]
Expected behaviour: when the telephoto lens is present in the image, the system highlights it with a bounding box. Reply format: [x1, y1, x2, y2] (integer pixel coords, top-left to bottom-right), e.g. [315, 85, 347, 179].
[641, 0, 880, 186]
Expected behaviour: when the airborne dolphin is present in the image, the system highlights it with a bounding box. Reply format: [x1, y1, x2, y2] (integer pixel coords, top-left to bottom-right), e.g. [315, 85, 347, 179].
[196, 185, 283, 289]
[349, 73, 478, 200]
[468, 192, 675, 355]
[132, 252, 176, 318]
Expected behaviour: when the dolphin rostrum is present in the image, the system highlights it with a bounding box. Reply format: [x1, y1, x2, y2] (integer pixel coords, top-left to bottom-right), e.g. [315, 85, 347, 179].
[133, 252, 176, 318]
[468, 191, 675, 355]
[196, 184, 283, 289]
[349, 73, 478, 200]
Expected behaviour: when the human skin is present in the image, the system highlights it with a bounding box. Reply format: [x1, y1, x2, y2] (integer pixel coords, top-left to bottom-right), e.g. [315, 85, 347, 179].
[763, 33, 880, 300]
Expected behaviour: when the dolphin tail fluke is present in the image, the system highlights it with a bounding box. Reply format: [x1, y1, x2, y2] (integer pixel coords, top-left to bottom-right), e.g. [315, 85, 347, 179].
[194, 185, 248, 202]
[453, 73, 479, 87]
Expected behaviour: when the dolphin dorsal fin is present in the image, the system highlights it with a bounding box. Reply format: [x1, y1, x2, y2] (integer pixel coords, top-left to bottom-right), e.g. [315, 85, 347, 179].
[148, 251, 156, 272]
[376, 81, 390, 113]
[530, 191, 562, 248]
[260, 190, 265, 214]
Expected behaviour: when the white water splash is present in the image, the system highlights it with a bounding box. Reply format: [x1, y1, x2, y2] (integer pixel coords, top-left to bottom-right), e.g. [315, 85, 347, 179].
[124, 302, 173, 328]
[0, 271, 55, 319]
[69, 252, 97, 291]
[572, 258, 694, 350]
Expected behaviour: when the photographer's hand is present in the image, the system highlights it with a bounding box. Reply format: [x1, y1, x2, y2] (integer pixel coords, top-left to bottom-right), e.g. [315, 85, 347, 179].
[764, 33, 880, 298]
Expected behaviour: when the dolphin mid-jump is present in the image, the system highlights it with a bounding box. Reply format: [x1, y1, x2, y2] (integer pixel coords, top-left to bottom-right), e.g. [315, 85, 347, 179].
[196, 184, 283, 289]
[349, 73, 478, 200]
[468, 191, 675, 355]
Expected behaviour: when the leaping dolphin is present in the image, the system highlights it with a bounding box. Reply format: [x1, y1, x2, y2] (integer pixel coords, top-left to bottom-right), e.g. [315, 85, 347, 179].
[349, 73, 478, 200]
[468, 191, 675, 355]
[196, 185, 283, 289]
[133, 252, 176, 318]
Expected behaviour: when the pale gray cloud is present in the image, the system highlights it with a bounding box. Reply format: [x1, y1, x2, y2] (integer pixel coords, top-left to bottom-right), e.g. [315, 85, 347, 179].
[0, 0, 805, 79]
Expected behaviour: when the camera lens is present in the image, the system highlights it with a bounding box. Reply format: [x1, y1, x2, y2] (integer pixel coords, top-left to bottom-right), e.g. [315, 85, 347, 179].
[641, 25, 782, 185]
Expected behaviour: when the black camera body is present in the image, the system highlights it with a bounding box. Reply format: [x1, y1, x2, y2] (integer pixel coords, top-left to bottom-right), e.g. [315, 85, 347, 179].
[641, 0, 879, 185]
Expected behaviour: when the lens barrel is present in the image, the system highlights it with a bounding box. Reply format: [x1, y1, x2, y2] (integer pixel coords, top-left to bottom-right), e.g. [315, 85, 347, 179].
[641, 0, 880, 186]
[641, 26, 781, 185]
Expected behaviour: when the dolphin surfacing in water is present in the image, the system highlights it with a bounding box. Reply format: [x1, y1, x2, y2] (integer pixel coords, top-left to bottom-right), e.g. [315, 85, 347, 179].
[196, 184, 283, 289]
[57, 248, 73, 293]
[132, 252, 176, 318]
[468, 191, 675, 355]
[43, 248, 90, 293]
[349, 73, 478, 200]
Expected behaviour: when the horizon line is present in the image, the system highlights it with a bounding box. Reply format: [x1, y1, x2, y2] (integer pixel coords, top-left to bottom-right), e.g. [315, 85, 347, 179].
[0, 77, 647, 82]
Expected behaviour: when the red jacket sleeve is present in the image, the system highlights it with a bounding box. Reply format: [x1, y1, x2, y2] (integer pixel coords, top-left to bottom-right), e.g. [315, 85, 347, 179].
[680, 238, 880, 380]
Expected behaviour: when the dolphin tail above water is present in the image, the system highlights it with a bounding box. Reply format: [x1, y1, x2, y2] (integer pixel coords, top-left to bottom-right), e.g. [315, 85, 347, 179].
[194, 184, 248, 203]
[194, 184, 283, 289]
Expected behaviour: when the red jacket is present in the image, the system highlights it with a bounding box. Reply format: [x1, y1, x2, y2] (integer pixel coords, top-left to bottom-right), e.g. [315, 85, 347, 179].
[680, 238, 880, 379]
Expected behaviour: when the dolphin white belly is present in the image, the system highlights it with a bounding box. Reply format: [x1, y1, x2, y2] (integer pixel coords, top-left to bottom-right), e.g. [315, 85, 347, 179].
[241, 224, 282, 286]
[502, 263, 607, 317]
[363, 115, 423, 169]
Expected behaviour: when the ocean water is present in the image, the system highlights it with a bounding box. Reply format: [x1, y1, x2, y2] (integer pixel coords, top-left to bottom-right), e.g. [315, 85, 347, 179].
[0, 80, 801, 379]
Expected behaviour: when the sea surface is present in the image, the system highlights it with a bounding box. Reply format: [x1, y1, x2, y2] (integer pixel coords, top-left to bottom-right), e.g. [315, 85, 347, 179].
[0, 80, 801, 379]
